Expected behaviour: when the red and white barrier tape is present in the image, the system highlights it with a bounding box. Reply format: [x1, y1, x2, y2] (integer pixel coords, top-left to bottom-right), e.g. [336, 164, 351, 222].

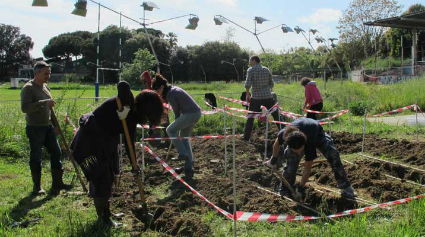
[280, 110, 302, 119]
[236, 188, 425, 222]
[143, 145, 234, 220]
[219, 97, 304, 119]
[137, 124, 166, 129]
[141, 134, 242, 141]
[224, 106, 262, 114]
[304, 108, 347, 114]
[164, 102, 221, 115]
[145, 145, 424, 222]
[270, 119, 332, 126]
[235, 211, 318, 222]
[58, 112, 77, 134]
[219, 96, 250, 106]
[368, 104, 415, 117]
[417, 105, 425, 120]
[326, 193, 424, 219]
[319, 110, 349, 122]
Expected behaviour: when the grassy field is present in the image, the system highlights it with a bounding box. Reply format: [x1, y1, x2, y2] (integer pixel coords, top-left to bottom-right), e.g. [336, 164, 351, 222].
[1, 77, 425, 236]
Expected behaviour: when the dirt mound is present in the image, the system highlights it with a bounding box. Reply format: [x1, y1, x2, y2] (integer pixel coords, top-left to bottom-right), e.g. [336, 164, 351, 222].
[108, 130, 425, 236]
[332, 132, 425, 167]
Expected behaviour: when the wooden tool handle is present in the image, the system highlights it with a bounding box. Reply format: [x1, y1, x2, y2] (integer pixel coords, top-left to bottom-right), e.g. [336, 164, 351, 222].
[116, 97, 147, 205]
[50, 108, 88, 192]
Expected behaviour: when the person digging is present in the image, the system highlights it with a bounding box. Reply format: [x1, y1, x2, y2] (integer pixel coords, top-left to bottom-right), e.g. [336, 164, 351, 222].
[152, 74, 201, 178]
[70, 81, 164, 227]
[264, 117, 356, 199]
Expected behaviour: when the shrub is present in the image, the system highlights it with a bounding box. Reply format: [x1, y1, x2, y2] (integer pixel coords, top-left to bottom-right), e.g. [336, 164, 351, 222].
[349, 100, 369, 115]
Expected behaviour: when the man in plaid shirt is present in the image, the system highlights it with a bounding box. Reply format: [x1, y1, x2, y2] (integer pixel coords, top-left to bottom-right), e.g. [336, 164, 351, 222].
[244, 55, 280, 141]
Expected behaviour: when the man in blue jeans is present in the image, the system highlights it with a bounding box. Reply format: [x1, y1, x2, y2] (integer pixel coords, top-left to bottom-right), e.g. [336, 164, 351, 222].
[152, 74, 201, 177]
[21, 61, 71, 195]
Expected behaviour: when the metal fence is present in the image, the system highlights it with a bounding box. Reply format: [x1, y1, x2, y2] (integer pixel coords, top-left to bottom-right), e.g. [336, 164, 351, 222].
[0, 92, 302, 136]
[0, 97, 108, 136]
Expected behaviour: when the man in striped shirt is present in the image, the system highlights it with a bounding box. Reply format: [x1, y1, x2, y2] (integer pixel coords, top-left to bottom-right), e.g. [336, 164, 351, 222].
[243, 55, 280, 141]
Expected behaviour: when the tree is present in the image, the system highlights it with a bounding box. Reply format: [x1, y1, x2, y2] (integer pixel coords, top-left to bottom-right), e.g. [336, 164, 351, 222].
[122, 31, 171, 68]
[338, 0, 402, 63]
[0, 24, 34, 79]
[43, 31, 94, 60]
[166, 32, 178, 48]
[121, 48, 155, 88]
[186, 41, 249, 82]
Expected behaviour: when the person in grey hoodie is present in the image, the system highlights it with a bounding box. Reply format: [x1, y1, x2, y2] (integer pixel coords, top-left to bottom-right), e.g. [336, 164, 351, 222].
[152, 74, 201, 177]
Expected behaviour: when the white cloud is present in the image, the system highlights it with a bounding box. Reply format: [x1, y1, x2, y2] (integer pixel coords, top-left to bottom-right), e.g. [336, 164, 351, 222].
[298, 8, 342, 25]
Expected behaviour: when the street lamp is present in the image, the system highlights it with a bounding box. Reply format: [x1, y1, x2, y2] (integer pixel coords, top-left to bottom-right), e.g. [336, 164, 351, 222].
[185, 15, 199, 30]
[315, 36, 343, 77]
[71, 0, 87, 17]
[32, 0, 48, 7]
[214, 15, 292, 54]
[141, 1, 159, 11]
[141, 1, 199, 72]
[233, 58, 248, 80]
[221, 60, 240, 81]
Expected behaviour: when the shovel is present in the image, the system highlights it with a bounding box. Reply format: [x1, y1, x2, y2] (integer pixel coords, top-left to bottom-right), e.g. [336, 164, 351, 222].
[50, 108, 88, 192]
[116, 97, 155, 224]
[269, 168, 302, 201]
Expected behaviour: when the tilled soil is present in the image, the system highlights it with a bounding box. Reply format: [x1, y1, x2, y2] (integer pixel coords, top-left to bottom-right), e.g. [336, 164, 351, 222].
[109, 128, 425, 236]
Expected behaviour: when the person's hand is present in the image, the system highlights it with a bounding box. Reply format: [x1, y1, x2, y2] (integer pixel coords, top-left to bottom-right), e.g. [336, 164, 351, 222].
[46, 99, 56, 108]
[246, 93, 251, 103]
[264, 155, 277, 169]
[117, 106, 130, 120]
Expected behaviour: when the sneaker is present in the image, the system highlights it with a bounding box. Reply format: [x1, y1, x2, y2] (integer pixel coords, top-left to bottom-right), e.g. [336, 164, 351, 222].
[340, 186, 357, 198]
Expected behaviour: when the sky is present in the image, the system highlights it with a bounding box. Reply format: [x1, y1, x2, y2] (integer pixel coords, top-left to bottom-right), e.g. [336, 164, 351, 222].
[0, 0, 420, 59]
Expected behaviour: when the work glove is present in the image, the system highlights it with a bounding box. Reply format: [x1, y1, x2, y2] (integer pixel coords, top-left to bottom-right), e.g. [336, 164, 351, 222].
[117, 106, 130, 120]
[264, 155, 278, 169]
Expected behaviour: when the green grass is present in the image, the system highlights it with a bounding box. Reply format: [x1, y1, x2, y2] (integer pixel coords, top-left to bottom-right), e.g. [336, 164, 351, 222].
[0, 158, 130, 237]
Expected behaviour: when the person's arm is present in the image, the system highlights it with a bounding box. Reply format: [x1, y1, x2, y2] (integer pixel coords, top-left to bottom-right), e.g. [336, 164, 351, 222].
[168, 93, 181, 119]
[300, 160, 313, 187]
[304, 86, 310, 109]
[272, 138, 280, 157]
[244, 69, 252, 102]
[268, 69, 274, 89]
[20, 87, 52, 114]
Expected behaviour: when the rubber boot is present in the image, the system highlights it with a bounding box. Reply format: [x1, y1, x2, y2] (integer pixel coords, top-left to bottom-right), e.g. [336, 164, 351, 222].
[51, 168, 73, 195]
[94, 198, 122, 228]
[31, 171, 46, 196]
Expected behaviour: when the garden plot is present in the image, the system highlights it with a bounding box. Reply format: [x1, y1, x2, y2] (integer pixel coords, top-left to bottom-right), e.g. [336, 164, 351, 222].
[105, 127, 425, 236]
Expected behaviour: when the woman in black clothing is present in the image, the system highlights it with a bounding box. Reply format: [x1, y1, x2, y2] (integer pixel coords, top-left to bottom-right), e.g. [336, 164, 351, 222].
[70, 81, 163, 227]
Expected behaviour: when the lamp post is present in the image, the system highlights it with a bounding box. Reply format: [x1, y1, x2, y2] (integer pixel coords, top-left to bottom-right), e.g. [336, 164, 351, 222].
[233, 58, 248, 80]
[315, 36, 343, 78]
[33, 1, 198, 97]
[294, 26, 333, 80]
[221, 60, 240, 81]
[200, 64, 207, 83]
[214, 15, 292, 54]
[141, 1, 199, 73]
